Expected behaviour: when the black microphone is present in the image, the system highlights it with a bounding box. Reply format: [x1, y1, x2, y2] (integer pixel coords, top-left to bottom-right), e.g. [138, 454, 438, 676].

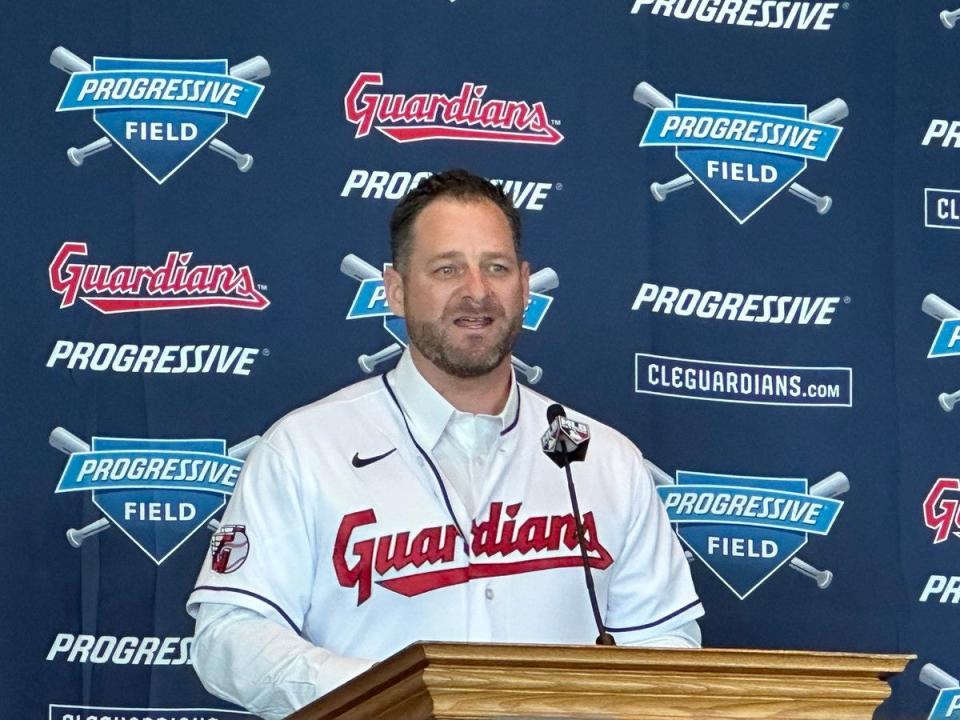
[541, 403, 590, 466]
[541, 404, 616, 646]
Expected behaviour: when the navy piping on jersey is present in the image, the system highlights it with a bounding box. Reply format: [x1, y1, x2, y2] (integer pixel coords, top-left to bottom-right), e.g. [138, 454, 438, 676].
[604, 598, 702, 633]
[500, 387, 521, 436]
[194, 585, 300, 634]
[381, 373, 469, 552]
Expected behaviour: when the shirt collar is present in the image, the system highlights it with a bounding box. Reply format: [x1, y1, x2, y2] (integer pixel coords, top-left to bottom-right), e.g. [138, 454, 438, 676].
[388, 349, 519, 451]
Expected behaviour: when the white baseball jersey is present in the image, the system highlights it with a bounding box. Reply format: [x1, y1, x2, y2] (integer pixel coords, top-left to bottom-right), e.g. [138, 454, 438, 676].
[187, 365, 703, 660]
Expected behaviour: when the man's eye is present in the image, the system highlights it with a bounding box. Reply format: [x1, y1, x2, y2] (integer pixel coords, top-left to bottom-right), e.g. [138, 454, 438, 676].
[489, 264, 509, 273]
[435, 266, 455, 276]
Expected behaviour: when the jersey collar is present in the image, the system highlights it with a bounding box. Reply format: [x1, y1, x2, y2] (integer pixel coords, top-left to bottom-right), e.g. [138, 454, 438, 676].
[387, 349, 519, 451]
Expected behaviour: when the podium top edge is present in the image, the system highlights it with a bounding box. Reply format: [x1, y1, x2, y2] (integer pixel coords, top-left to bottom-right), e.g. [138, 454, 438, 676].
[397, 642, 914, 676]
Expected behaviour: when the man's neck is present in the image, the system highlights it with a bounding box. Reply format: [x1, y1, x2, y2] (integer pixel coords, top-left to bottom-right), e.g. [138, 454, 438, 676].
[409, 347, 512, 415]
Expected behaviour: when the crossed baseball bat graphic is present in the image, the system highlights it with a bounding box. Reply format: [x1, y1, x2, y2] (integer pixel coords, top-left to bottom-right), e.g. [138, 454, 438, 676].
[633, 81, 848, 214]
[921, 293, 960, 411]
[340, 254, 559, 384]
[942, 8, 960, 28]
[49, 426, 259, 548]
[50, 46, 269, 171]
[644, 458, 849, 589]
[920, 662, 959, 700]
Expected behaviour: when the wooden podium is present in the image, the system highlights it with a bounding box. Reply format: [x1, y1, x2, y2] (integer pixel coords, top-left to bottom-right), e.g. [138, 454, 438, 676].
[288, 643, 911, 720]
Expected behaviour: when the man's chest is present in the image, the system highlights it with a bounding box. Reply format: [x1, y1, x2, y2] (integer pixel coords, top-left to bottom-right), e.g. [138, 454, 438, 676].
[310, 444, 622, 607]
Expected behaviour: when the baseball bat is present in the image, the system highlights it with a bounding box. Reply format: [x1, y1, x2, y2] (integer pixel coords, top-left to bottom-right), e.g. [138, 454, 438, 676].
[229, 56, 270, 82]
[50, 427, 90, 455]
[66, 517, 110, 547]
[67, 516, 222, 548]
[633, 82, 672, 110]
[808, 99, 848, 125]
[359, 343, 402, 373]
[651, 174, 694, 202]
[341, 254, 382, 281]
[920, 662, 960, 690]
[789, 556, 833, 589]
[939, 390, 960, 412]
[67, 137, 112, 167]
[808, 471, 849, 499]
[209, 138, 253, 172]
[922, 293, 960, 321]
[528, 267, 559, 294]
[511, 355, 542, 385]
[788, 183, 832, 214]
[50, 46, 91, 74]
[942, 9, 960, 29]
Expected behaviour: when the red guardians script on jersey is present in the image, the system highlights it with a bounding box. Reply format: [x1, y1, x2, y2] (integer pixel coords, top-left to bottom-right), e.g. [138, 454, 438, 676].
[333, 501, 613, 604]
[49, 242, 269, 314]
[344, 72, 564, 145]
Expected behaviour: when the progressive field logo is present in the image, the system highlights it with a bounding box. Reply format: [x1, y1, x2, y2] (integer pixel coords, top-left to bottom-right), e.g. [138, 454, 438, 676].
[344, 72, 563, 145]
[635, 81, 845, 222]
[921, 293, 960, 411]
[341, 254, 557, 384]
[49, 242, 269, 314]
[52, 46, 268, 183]
[649, 462, 847, 598]
[51, 428, 257, 564]
[635, 353, 852, 407]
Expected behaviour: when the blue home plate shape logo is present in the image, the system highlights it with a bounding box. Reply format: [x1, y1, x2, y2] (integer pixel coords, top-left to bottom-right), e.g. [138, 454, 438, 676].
[634, 81, 846, 223]
[340, 253, 557, 384]
[657, 471, 843, 598]
[51, 428, 257, 564]
[52, 46, 268, 184]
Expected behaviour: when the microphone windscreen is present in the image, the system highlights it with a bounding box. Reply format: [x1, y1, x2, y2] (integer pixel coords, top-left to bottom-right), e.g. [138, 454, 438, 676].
[546, 403, 566, 424]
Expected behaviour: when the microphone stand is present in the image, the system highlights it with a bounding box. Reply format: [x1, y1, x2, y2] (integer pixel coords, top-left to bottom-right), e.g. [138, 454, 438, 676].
[559, 442, 616, 646]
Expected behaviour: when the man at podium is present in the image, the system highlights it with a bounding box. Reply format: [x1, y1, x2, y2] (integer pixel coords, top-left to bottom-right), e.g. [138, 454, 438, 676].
[186, 170, 704, 720]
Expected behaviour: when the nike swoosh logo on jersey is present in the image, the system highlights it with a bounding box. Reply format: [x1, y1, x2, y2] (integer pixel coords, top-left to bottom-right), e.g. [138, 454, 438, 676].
[351, 448, 397, 468]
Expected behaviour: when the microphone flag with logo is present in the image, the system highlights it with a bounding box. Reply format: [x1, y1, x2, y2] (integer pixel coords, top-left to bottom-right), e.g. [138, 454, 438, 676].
[541, 403, 591, 467]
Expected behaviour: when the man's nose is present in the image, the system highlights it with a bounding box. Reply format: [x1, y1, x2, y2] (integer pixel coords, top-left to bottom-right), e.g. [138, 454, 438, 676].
[461, 266, 490, 299]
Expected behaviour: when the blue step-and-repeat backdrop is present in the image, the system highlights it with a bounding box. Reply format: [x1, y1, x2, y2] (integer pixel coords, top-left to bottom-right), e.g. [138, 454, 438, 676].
[3, 1, 960, 718]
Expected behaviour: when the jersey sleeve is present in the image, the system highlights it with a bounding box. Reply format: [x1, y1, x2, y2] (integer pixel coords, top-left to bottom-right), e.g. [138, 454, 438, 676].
[187, 437, 317, 634]
[603, 450, 704, 644]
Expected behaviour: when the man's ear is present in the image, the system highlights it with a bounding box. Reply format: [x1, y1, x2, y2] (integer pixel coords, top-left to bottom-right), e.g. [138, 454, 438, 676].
[383, 266, 405, 318]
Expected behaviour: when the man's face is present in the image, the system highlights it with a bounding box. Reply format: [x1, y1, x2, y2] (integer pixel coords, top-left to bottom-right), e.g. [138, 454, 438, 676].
[384, 197, 529, 379]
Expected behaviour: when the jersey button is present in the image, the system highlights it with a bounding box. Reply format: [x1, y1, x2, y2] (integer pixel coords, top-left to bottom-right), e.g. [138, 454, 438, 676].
[485, 586, 495, 600]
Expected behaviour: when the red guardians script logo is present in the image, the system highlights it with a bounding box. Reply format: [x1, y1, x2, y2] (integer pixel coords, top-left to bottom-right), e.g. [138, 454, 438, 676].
[924, 477, 960, 544]
[49, 242, 269, 314]
[333, 501, 612, 604]
[344, 72, 564, 145]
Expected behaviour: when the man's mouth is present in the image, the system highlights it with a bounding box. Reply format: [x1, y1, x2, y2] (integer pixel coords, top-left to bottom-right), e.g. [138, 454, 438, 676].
[453, 315, 494, 329]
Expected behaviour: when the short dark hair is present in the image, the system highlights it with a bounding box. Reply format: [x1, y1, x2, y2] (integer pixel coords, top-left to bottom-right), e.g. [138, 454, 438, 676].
[389, 169, 522, 273]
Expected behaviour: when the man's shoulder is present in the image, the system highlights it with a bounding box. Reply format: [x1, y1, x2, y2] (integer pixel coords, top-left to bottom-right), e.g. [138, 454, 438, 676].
[263, 374, 391, 444]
